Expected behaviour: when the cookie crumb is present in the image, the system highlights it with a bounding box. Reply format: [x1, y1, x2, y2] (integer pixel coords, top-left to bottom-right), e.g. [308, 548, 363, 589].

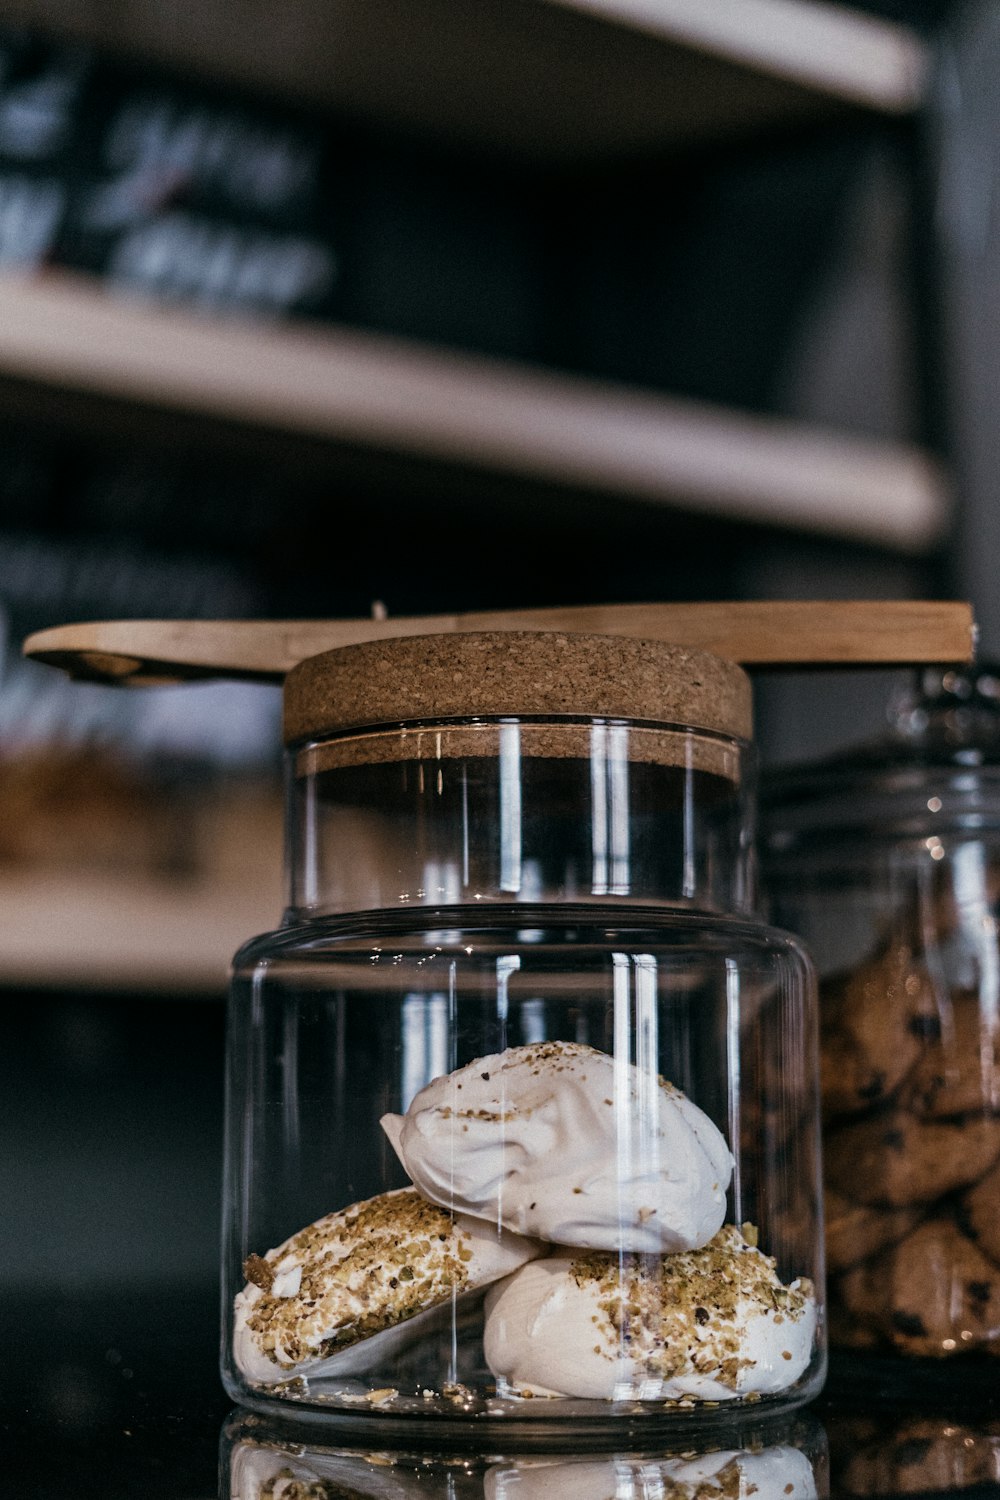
[367, 1387, 398, 1405]
[243, 1253, 274, 1292]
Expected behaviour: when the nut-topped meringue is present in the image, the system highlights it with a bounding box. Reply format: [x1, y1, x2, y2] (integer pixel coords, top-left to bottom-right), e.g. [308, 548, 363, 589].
[483, 1223, 816, 1401]
[380, 1041, 733, 1253]
[234, 1187, 542, 1386]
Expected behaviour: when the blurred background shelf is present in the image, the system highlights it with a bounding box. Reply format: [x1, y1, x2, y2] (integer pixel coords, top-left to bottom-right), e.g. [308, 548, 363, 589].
[0, 866, 279, 992]
[0, 0, 968, 954]
[0, 772, 283, 992]
[0, 271, 952, 553]
[0, 1, 965, 1006]
[2, 0, 931, 163]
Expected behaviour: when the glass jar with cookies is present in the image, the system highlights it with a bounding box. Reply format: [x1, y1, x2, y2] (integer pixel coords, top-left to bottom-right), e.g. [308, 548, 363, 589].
[761, 664, 1000, 1365]
[221, 631, 825, 1437]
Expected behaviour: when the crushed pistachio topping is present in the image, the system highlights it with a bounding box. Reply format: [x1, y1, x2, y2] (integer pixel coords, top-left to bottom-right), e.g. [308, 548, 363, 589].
[570, 1223, 813, 1391]
[242, 1190, 473, 1371]
[244, 1252, 275, 1293]
[646, 1460, 744, 1500]
[503, 1040, 680, 1096]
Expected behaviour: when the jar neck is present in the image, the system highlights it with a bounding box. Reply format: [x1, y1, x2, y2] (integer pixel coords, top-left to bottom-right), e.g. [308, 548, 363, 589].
[285, 718, 757, 921]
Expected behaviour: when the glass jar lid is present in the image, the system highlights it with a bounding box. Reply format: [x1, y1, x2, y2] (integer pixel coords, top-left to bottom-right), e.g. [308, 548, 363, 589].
[282, 631, 753, 746]
[762, 663, 1000, 848]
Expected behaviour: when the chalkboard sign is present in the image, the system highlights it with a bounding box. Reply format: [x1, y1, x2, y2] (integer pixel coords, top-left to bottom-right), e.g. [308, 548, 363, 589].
[0, 23, 549, 352]
[0, 26, 342, 321]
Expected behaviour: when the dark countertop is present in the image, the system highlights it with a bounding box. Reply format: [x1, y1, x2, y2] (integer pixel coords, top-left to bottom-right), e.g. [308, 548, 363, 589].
[5, 1280, 1000, 1499]
[4, 990, 999, 1496]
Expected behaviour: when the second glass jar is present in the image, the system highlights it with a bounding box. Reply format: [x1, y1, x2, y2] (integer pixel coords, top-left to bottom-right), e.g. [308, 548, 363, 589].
[761, 664, 1000, 1365]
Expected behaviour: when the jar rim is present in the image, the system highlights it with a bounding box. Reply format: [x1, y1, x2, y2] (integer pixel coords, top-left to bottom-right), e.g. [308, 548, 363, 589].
[282, 631, 753, 746]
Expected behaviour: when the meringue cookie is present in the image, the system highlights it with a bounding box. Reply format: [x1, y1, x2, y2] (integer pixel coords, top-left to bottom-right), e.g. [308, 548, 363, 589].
[381, 1041, 733, 1253]
[485, 1447, 818, 1500]
[233, 1187, 542, 1386]
[483, 1223, 816, 1401]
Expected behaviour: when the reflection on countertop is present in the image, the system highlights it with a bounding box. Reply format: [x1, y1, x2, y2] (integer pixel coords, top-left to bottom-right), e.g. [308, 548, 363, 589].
[5, 1276, 1000, 1498]
[220, 1408, 829, 1499]
[218, 1391, 1000, 1498]
[829, 1411, 1000, 1497]
[822, 1352, 1000, 1498]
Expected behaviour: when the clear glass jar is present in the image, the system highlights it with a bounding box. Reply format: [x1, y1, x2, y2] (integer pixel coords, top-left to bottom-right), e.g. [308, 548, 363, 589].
[221, 632, 825, 1439]
[760, 664, 1000, 1363]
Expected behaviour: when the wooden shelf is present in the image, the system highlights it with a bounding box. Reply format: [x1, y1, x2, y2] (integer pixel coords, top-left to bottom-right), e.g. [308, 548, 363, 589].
[0, 271, 952, 552]
[0, 2, 944, 994]
[0, 868, 280, 992]
[5, 0, 930, 163]
[0, 782, 284, 993]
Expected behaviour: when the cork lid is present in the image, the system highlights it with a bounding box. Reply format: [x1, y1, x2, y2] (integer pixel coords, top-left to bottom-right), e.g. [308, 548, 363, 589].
[282, 631, 753, 745]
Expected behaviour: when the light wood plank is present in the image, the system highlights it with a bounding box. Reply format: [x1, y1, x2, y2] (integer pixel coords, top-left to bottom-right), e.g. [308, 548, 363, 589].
[23, 601, 977, 685]
[0, 273, 952, 552]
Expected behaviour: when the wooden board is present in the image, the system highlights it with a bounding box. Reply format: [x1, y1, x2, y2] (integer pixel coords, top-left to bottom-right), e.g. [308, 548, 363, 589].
[23, 601, 978, 685]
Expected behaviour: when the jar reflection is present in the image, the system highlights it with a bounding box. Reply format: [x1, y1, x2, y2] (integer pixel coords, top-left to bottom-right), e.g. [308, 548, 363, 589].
[221, 1410, 830, 1499]
[827, 1408, 1000, 1495]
